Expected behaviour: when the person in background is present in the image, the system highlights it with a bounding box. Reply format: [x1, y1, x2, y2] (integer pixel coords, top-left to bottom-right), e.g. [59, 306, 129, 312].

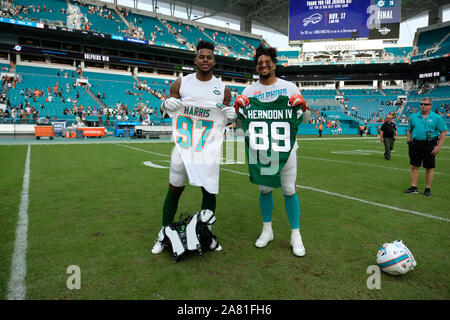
[404, 98, 447, 197]
[380, 114, 397, 160]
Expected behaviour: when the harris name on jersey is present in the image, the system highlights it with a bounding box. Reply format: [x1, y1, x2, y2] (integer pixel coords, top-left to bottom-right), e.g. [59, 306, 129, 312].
[183, 104, 211, 118]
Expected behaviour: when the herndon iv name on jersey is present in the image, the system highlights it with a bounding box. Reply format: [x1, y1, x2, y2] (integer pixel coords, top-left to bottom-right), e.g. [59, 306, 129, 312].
[239, 96, 302, 188]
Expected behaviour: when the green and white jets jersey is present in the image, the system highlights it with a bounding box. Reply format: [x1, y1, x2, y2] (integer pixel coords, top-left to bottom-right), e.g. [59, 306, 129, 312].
[238, 95, 302, 188]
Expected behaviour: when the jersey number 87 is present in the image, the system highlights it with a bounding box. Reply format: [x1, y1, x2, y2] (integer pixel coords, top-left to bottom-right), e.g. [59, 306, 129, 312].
[248, 121, 291, 152]
[176, 115, 214, 152]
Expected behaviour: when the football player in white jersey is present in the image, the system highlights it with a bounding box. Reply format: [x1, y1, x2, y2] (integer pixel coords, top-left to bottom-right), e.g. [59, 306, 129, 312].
[234, 45, 309, 257]
[151, 41, 235, 254]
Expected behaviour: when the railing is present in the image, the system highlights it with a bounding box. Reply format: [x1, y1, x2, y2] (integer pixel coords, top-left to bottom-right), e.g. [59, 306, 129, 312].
[0, 116, 172, 127]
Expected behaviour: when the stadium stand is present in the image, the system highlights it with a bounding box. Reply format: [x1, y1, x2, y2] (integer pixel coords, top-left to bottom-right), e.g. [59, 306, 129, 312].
[4, 58, 449, 135]
[9, 0, 68, 25]
[0, 62, 9, 72]
[383, 46, 412, 59]
[339, 89, 399, 121]
[278, 50, 300, 65]
[73, 0, 127, 35]
[0, 0, 261, 59]
[411, 22, 450, 62]
[1, 63, 171, 125]
[0, 0, 449, 136]
[402, 83, 450, 120]
[8, 64, 96, 120]
[129, 13, 182, 47]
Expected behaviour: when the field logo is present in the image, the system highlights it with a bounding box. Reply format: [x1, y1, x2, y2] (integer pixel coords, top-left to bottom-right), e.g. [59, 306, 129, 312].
[67, 265, 81, 290]
[366, 265, 381, 289]
[143, 161, 169, 169]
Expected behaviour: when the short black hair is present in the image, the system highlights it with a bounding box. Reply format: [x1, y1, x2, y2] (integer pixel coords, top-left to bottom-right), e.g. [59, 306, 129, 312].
[254, 45, 278, 64]
[196, 40, 215, 53]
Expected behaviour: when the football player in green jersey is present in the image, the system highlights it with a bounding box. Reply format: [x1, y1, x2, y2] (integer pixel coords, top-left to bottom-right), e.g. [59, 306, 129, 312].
[234, 45, 309, 257]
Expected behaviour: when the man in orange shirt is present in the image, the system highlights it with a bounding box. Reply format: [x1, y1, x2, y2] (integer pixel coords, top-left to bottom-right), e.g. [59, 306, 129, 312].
[318, 123, 323, 137]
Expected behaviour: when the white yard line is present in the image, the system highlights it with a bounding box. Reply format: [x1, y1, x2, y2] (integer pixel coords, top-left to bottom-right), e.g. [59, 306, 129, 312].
[298, 184, 450, 223]
[117, 143, 171, 158]
[296, 137, 380, 141]
[300, 156, 450, 176]
[7, 144, 31, 300]
[121, 144, 449, 223]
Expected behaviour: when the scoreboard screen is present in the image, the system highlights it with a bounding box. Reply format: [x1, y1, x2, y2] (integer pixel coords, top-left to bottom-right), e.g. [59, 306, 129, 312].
[289, 0, 401, 43]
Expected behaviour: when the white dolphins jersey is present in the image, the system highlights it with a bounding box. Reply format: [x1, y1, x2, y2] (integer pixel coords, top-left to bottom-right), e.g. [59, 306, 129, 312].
[167, 97, 227, 194]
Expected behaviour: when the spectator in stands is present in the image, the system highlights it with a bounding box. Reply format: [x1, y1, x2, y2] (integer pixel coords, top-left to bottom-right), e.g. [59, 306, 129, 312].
[20, 107, 28, 124]
[31, 107, 38, 122]
[98, 109, 103, 126]
[404, 98, 448, 197]
[380, 115, 397, 160]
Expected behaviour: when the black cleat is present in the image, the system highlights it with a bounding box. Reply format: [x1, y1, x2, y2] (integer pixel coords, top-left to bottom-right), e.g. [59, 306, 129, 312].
[403, 186, 418, 194]
[423, 189, 432, 197]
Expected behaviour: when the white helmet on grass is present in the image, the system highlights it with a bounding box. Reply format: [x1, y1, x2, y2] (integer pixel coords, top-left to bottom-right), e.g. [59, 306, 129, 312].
[376, 240, 417, 276]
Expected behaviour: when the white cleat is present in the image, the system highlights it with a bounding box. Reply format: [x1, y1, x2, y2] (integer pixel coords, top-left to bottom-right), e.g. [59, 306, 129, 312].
[151, 228, 166, 254]
[151, 241, 165, 254]
[255, 229, 274, 248]
[290, 233, 306, 257]
[210, 239, 222, 251]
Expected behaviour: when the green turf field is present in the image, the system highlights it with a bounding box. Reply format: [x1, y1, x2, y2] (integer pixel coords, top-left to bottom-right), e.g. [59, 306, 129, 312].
[1, 136, 449, 300]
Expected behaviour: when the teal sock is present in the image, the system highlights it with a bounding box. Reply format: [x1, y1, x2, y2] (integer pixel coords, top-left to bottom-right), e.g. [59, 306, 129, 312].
[259, 191, 273, 223]
[284, 193, 300, 229]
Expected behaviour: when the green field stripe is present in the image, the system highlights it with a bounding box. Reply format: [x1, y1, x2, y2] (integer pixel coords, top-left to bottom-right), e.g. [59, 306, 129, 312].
[220, 167, 449, 223]
[115, 144, 449, 223]
[0, 145, 29, 300]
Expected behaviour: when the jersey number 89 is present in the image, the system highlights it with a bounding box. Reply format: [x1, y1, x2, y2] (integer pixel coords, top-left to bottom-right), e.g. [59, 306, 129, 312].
[248, 121, 291, 152]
